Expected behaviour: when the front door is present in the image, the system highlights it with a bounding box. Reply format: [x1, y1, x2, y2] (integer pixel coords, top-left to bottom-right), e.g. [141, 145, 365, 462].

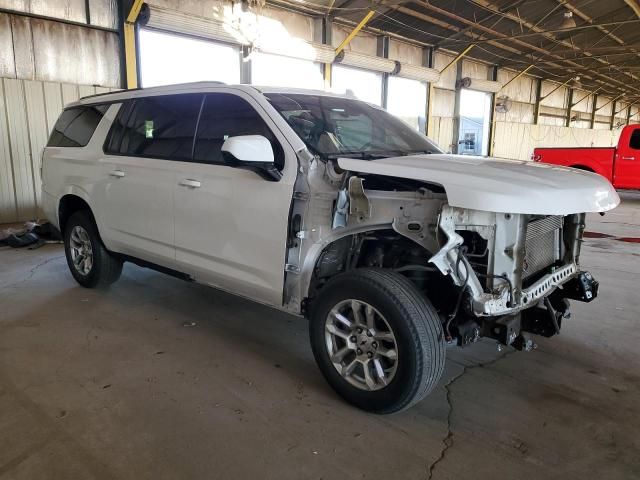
[173, 92, 296, 307]
[614, 126, 640, 188]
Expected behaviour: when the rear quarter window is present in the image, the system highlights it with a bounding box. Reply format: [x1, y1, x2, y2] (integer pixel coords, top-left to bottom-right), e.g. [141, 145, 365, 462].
[47, 104, 109, 147]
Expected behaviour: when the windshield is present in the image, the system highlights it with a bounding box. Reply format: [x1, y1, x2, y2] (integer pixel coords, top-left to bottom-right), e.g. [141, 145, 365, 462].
[264, 93, 442, 159]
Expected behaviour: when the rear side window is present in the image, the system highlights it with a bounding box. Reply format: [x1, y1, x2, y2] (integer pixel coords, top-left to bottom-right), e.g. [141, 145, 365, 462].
[194, 93, 284, 168]
[47, 104, 109, 147]
[629, 129, 640, 150]
[105, 94, 203, 161]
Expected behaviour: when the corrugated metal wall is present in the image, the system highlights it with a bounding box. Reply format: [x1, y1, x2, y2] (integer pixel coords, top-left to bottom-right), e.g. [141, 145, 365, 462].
[0, 4, 120, 223]
[0, 78, 118, 223]
[0, 12, 120, 87]
[493, 122, 618, 161]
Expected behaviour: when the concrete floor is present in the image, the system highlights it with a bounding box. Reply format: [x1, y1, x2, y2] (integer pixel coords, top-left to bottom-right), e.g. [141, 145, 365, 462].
[1, 194, 639, 480]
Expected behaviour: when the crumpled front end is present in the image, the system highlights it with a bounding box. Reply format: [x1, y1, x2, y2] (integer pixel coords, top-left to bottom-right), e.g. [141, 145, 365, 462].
[430, 205, 599, 349]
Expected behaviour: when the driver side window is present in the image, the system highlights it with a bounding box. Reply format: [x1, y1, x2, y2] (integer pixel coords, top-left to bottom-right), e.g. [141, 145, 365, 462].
[194, 93, 284, 168]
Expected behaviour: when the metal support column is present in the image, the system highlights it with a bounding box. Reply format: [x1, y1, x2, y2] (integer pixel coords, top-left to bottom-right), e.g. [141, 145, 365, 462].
[425, 47, 434, 137]
[533, 78, 543, 125]
[124, 0, 145, 89]
[566, 88, 574, 127]
[240, 45, 252, 84]
[589, 94, 598, 129]
[488, 65, 498, 157]
[316, 16, 332, 90]
[378, 36, 390, 108]
[610, 100, 617, 130]
[451, 60, 464, 154]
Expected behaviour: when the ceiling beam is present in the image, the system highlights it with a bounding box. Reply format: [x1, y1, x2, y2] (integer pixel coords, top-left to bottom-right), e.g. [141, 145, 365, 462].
[466, 0, 640, 95]
[390, 3, 633, 95]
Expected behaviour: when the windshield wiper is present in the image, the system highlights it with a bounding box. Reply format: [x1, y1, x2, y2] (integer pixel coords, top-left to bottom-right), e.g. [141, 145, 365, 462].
[403, 149, 434, 155]
[325, 149, 411, 160]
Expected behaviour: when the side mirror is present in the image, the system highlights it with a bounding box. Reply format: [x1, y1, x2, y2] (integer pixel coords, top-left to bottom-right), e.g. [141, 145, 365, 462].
[221, 135, 281, 181]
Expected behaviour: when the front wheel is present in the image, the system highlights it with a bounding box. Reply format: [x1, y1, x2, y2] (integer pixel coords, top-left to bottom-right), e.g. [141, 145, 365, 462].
[309, 268, 445, 414]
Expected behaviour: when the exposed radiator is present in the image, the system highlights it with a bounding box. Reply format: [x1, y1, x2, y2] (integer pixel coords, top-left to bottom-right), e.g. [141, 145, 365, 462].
[523, 216, 563, 279]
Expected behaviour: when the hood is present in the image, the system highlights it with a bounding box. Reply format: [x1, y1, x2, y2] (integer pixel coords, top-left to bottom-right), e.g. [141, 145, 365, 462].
[337, 154, 620, 215]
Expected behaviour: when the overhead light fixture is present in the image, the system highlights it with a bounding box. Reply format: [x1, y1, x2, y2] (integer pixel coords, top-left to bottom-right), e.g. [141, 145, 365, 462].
[560, 11, 577, 29]
[571, 75, 582, 89]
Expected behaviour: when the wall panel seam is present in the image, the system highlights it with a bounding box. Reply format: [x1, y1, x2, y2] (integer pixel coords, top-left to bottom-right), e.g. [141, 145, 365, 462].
[1, 79, 19, 220]
[21, 79, 37, 213]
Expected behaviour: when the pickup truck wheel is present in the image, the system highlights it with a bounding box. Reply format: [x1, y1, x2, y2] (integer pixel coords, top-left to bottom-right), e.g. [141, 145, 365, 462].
[63, 211, 122, 288]
[309, 268, 445, 414]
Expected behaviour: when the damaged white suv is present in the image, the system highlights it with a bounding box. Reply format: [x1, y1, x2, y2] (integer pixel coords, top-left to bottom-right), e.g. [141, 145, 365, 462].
[42, 83, 619, 413]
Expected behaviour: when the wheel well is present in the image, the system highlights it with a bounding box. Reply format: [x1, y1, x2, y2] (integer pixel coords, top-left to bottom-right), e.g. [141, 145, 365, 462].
[308, 229, 445, 298]
[58, 195, 94, 233]
[570, 164, 595, 172]
[307, 229, 483, 327]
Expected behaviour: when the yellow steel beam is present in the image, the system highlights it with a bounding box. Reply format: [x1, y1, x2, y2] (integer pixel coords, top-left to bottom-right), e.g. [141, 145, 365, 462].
[624, 0, 640, 18]
[426, 83, 435, 137]
[127, 0, 145, 23]
[124, 23, 138, 89]
[124, 0, 146, 89]
[539, 77, 574, 102]
[334, 10, 375, 56]
[594, 94, 624, 113]
[324, 63, 332, 90]
[440, 44, 474, 75]
[498, 64, 533, 93]
[570, 86, 603, 108]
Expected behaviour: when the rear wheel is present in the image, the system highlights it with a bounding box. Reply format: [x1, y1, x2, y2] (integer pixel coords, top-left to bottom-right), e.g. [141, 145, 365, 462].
[63, 210, 122, 288]
[309, 268, 445, 414]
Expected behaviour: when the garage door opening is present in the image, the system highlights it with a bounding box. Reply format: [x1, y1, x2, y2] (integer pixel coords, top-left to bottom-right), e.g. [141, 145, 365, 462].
[139, 29, 240, 87]
[458, 88, 492, 156]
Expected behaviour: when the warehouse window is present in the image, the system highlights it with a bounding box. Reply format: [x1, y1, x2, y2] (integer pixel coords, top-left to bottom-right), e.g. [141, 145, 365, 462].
[139, 29, 240, 87]
[251, 52, 323, 90]
[194, 93, 283, 168]
[387, 76, 427, 131]
[106, 94, 203, 161]
[48, 104, 109, 147]
[331, 65, 383, 106]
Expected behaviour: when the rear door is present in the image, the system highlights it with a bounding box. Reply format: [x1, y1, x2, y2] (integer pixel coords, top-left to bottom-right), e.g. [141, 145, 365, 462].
[96, 93, 203, 267]
[173, 91, 296, 307]
[614, 126, 640, 188]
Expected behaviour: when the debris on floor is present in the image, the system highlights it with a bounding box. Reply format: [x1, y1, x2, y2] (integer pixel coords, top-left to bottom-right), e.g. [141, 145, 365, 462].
[0, 220, 62, 249]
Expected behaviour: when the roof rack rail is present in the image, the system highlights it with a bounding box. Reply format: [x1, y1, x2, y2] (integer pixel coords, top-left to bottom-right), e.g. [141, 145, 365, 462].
[79, 81, 228, 101]
[80, 88, 137, 101]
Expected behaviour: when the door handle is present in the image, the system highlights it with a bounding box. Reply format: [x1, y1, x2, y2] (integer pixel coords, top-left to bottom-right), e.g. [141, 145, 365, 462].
[109, 170, 125, 178]
[621, 156, 636, 160]
[179, 179, 202, 188]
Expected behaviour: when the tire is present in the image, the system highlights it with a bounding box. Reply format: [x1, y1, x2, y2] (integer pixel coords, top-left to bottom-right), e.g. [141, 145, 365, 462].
[63, 210, 122, 288]
[309, 268, 445, 414]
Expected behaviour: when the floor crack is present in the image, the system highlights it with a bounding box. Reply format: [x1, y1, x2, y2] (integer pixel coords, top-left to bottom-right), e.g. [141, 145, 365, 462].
[1, 255, 65, 290]
[427, 349, 517, 480]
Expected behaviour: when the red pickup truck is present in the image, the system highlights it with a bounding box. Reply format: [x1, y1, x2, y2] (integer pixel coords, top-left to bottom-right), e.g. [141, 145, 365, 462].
[532, 124, 640, 189]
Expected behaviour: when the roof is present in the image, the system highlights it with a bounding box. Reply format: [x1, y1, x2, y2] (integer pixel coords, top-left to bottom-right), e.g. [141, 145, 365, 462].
[74, 82, 362, 106]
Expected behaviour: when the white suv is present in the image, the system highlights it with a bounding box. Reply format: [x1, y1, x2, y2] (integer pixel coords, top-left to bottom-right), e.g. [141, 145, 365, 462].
[42, 82, 619, 413]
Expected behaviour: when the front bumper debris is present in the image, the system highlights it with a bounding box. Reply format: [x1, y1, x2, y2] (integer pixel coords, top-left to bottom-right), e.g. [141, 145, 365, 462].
[485, 271, 598, 348]
[562, 271, 599, 302]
